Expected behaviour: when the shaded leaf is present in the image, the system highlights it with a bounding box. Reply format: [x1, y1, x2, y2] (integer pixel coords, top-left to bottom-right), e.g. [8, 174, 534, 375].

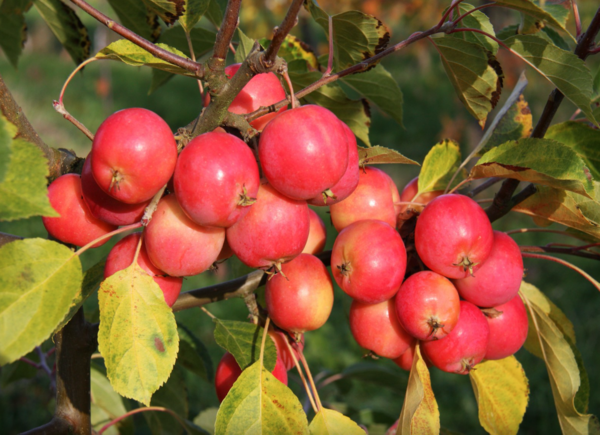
[398, 344, 440, 434]
[33, 0, 90, 65]
[541, 26, 570, 51]
[417, 139, 461, 195]
[341, 64, 404, 127]
[233, 27, 255, 64]
[142, 0, 185, 25]
[304, 0, 390, 71]
[214, 362, 309, 434]
[520, 282, 600, 434]
[194, 408, 219, 434]
[546, 121, 600, 180]
[178, 323, 213, 382]
[0, 238, 82, 365]
[494, 0, 572, 34]
[431, 35, 503, 127]
[0, 138, 59, 221]
[309, 408, 365, 435]
[358, 145, 418, 166]
[204, 0, 223, 27]
[0, 356, 37, 388]
[452, 3, 499, 54]
[180, 0, 210, 33]
[261, 35, 319, 70]
[91, 364, 133, 435]
[98, 264, 179, 405]
[144, 365, 188, 435]
[107, 0, 161, 43]
[0, 0, 31, 68]
[471, 138, 595, 198]
[503, 34, 596, 124]
[469, 356, 529, 435]
[482, 94, 532, 153]
[213, 319, 276, 372]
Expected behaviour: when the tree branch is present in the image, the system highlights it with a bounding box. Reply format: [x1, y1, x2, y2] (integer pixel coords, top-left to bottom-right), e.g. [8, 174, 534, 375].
[520, 245, 600, 261]
[263, 0, 304, 65]
[69, 0, 203, 77]
[213, 0, 242, 60]
[0, 231, 22, 248]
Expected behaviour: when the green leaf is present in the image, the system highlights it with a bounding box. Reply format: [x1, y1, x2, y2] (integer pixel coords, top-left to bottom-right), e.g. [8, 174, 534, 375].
[341, 64, 403, 128]
[0, 238, 82, 365]
[0, 114, 16, 184]
[0, 138, 59, 221]
[91, 365, 133, 435]
[0, 356, 37, 388]
[358, 145, 418, 166]
[144, 365, 188, 435]
[417, 139, 461, 195]
[194, 408, 219, 434]
[482, 94, 533, 153]
[304, 0, 390, 71]
[204, 0, 223, 27]
[593, 68, 600, 98]
[180, 0, 209, 33]
[469, 356, 529, 435]
[96, 39, 195, 77]
[178, 323, 213, 382]
[107, 0, 161, 43]
[452, 3, 499, 54]
[471, 138, 595, 198]
[33, 0, 90, 65]
[233, 27, 255, 64]
[213, 319, 276, 372]
[214, 362, 309, 434]
[503, 34, 596, 125]
[431, 35, 503, 128]
[494, 0, 573, 35]
[546, 121, 600, 180]
[398, 344, 440, 435]
[309, 408, 365, 435]
[541, 26, 570, 51]
[261, 35, 319, 70]
[0, 0, 31, 68]
[98, 263, 179, 406]
[520, 282, 600, 434]
[54, 260, 105, 333]
[141, 0, 185, 25]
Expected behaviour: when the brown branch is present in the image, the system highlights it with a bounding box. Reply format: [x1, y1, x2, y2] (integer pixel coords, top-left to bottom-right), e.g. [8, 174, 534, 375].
[213, 0, 242, 60]
[69, 0, 203, 77]
[0, 231, 22, 248]
[520, 245, 600, 261]
[263, 0, 304, 66]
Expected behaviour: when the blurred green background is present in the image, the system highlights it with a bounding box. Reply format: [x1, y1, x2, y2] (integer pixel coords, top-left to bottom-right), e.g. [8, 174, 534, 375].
[1, 1, 599, 434]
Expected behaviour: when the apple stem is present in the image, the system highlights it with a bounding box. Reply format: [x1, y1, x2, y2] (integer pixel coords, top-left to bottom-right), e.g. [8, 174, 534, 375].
[282, 69, 297, 109]
[131, 232, 144, 266]
[141, 185, 167, 226]
[200, 306, 216, 319]
[75, 223, 142, 257]
[283, 337, 319, 414]
[324, 15, 334, 77]
[299, 352, 323, 411]
[447, 177, 472, 195]
[259, 317, 271, 367]
[52, 100, 95, 142]
[185, 30, 205, 96]
[97, 406, 187, 435]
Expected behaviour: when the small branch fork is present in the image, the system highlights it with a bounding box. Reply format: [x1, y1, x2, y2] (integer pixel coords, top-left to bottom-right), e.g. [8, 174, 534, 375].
[263, 0, 304, 66]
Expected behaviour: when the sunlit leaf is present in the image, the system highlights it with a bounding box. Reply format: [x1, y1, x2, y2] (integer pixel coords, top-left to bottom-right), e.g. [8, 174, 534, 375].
[0, 0, 31, 68]
[471, 138, 595, 198]
[431, 35, 503, 127]
[546, 121, 600, 180]
[178, 323, 213, 382]
[91, 365, 133, 435]
[213, 319, 277, 372]
[309, 408, 365, 435]
[482, 94, 532, 153]
[142, 0, 185, 25]
[358, 145, 418, 166]
[520, 282, 600, 434]
[0, 115, 17, 186]
[233, 27, 255, 64]
[452, 3, 499, 54]
[98, 264, 179, 406]
[194, 407, 218, 434]
[494, 0, 573, 35]
[214, 362, 309, 434]
[398, 344, 440, 434]
[0, 238, 82, 365]
[33, 0, 91, 65]
[469, 357, 529, 435]
[261, 35, 319, 70]
[144, 365, 188, 435]
[180, 0, 210, 33]
[503, 34, 596, 125]
[107, 0, 161, 43]
[417, 139, 461, 195]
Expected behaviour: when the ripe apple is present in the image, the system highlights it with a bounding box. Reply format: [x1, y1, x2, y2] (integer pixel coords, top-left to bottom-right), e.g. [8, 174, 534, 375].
[302, 208, 327, 254]
[91, 108, 178, 204]
[42, 174, 116, 247]
[483, 295, 529, 360]
[397, 176, 444, 218]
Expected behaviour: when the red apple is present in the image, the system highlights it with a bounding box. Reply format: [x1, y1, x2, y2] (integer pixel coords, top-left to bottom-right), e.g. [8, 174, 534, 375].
[302, 208, 327, 254]
[483, 295, 529, 360]
[397, 176, 444, 217]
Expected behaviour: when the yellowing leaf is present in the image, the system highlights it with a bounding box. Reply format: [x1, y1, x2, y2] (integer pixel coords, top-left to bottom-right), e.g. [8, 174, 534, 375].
[452, 3, 499, 54]
[520, 282, 600, 434]
[0, 238, 82, 365]
[482, 94, 532, 153]
[546, 121, 600, 181]
[309, 408, 365, 435]
[98, 264, 179, 406]
[495, 0, 573, 35]
[262, 35, 319, 71]
[398, 344, 440, 435]
[0, 0, 31, 68]
[469, 357, 529, 435]
[358, 145, 418, 166]
[141, 0, 185, 25]
[180, 0, 209, 33]
[107, 0, 161, 43]
[214, 362, 309, 434]
[418, 139, 461, 195]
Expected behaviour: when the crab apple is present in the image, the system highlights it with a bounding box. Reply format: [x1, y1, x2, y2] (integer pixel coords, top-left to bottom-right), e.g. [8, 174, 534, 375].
[395, 271, 460, 341]
[104, 233, 182, 307]
[349, 299, 414, 359]
[421, 301, 490, 374]
[80, 155, 149, 226]
[453, 231, 524, 307]
[91, 108, 177, 204]
[398, 176, 444, 216]
[266, 254, 334, 333]
[259, 105, 348, 200]
[224, 63, 287, 131]
[332, 220, 406, 303]
[268, 330, 305, 371]
[226, 183, 310, 270]
[144, 194, 225, 276]
[302, 208, 327, 254]
[42, 174, 116, 247]
[329, 167, 400, 232]
[393, 344, 426, 372]
[217, 238, 234, 262]
[483, 295, 529, 360]
[415, 194, 493, 279]
[215, 352, 288, 403]
[174, 131, 260, 228]
[308, 121, 359, 206]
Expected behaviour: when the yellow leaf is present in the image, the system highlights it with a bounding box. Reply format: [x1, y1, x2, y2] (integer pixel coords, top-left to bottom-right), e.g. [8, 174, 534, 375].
[309, 408, 365, 435]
